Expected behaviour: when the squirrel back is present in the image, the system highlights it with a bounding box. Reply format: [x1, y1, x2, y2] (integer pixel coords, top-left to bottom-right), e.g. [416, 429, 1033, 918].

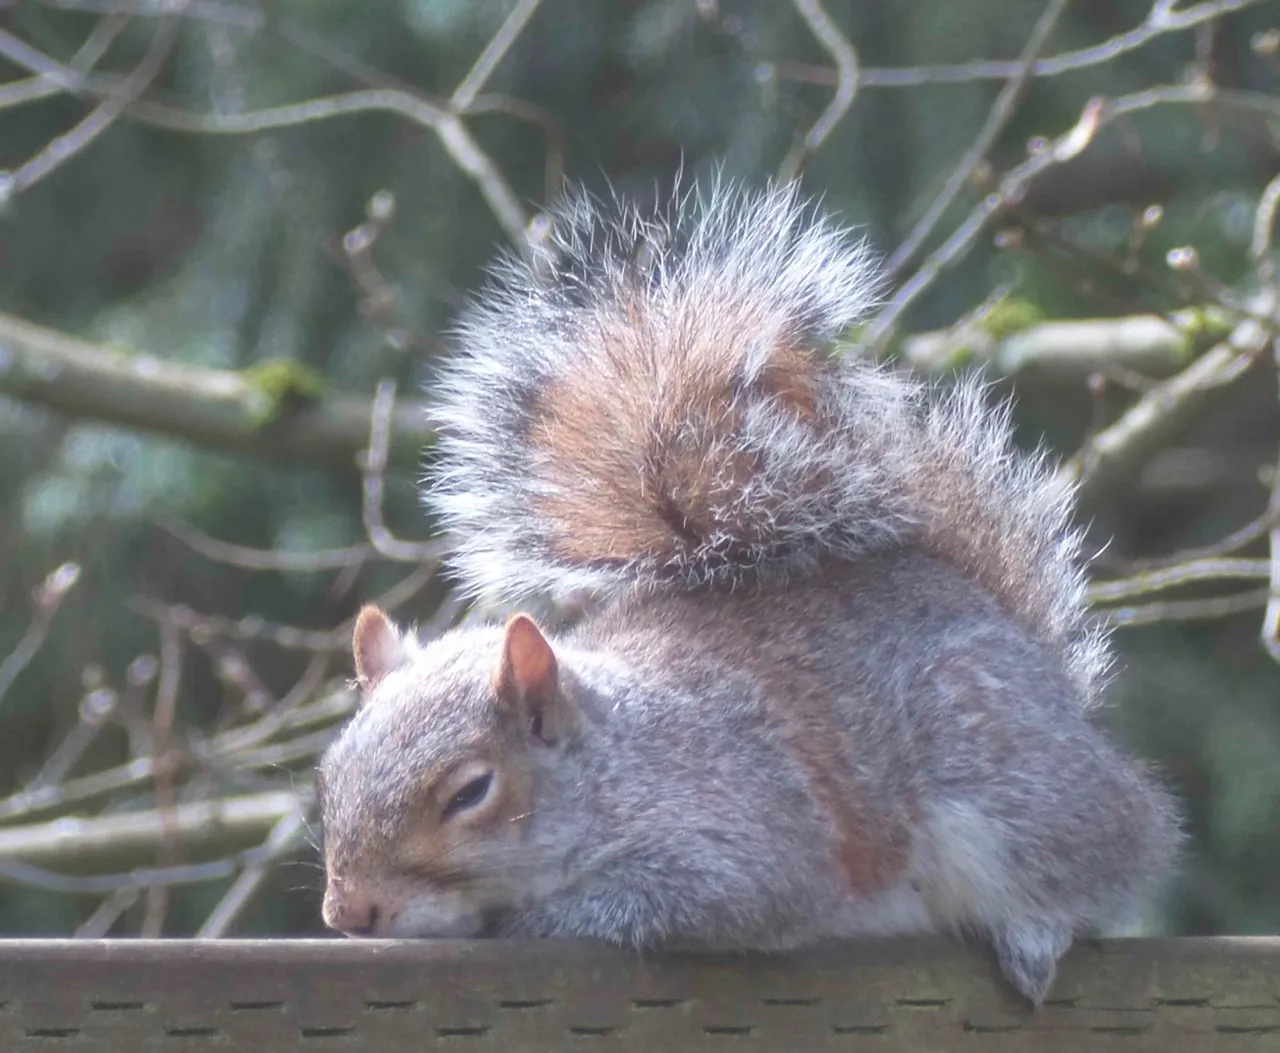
[427, 181, 1106, 701]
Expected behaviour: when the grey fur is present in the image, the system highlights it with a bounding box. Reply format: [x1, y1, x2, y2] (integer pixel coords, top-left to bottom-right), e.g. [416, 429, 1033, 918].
[319, 182, 1183, 1006]
[427, 180, 1107, 701]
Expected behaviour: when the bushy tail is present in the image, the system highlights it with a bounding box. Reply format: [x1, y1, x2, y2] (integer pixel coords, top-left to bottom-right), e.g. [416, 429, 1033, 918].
[426, 180, 1108, 700]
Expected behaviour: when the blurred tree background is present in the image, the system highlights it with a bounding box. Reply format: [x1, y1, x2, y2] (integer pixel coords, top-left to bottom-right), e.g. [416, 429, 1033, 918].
[0, 0, 1278, 941]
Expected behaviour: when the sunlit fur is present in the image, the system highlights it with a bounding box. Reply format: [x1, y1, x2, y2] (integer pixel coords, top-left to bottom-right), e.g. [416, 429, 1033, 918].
[319, 181, 1182, 1006]
[429, 179, 1107, 702]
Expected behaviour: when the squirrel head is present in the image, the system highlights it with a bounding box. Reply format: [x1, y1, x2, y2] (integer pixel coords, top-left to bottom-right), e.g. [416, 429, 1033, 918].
[317, 604, 577, 938]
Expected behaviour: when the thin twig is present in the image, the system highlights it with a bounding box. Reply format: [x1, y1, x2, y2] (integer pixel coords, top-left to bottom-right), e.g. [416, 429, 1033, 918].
[195, 808, 310, 938]
[7, 5, 187, 197]
[0, 76, 66, 111]
[1101, 587, 1271, 627]
[886, 0, 1071, 277]
[126, 565, 440, 655]
[861, 82, 1276, 352]
[1261, 422, 1280, 663]
[467, 93, 567, 201]
[1061, 317, 1271, 506]
[1116, 511, 1279, 573]
[1088, 558, 1271, 604]
[26, 686, 117, 790]
[361, 379, 450, 563]
[142, 622, 183, 936]
[450, 0, 544, 112]
[0, 686, 352, 826]
[775, 0, 1267, 88]
[900, 308, 1219, 378]
[128, 597, 346, 653]
[0, 799, 304, 895]
[1256, 169, 1280, 661]
[74, 888, 142, 938]
[780, 0, 859, 182]
[0, 563, 82, 713]
[124, 90, 530, 249]
[1250, 171, 1280, 285]
[156, 515, 376, 572]
[0, 28, 84, 84]
[69, 13, 133, 73]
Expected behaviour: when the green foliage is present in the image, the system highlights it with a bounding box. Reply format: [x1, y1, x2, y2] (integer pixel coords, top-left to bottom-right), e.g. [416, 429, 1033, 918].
[241, 359, 327, 426]
[977, 296, 1045, 340]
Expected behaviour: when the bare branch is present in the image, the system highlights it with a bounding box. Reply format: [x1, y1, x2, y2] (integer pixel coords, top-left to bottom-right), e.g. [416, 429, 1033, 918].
[885, 0, 1070, 277]
[901, 309, 1220, 379]
[0, 14, 131, 111]
[1116, 511, 1279, 574]
[781, 0, 859, 181]
[75, 888, 141, 937]
[862, 83, 1278, 352]
[156, 515, 375, 573]
[1100, 587, 1271, 628]
[467, 93, 567, 200]
[1251, 171, 1280, 288]
[1258, 172, 1280, 660]
[126, 89, 530, 249]
[142, 623, 183, 936]
[0, 309, 434, 468]
[0, 790, 301, 873]
[127, 563, 439, 655]
[1061, 317, 1272, 507]
[6, 5, 186, 198]
[0, 687, 352, 827]
[26, 685, 117, 790]
[2, 31, 532, 248]
[777, 0, 1269, 88]
[0, 563, 82, 713]
[361, 380, 449, 563]
[450, 0, 544, 112]
[128, 598, 346, 654]
[0, 76, 65, 111]
[0, 822, 305, 896]
[0, 28, 85, 85]
[1088, 558, 1270, 605]
[195, 809, 311, 938]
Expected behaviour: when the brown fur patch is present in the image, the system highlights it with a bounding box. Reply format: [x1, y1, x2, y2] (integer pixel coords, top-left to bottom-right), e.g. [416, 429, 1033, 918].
[530, 299, 829, 571]
[590, 583, 914, 897]
[759, 668, 912, 895]
[757, 344, 821, 421]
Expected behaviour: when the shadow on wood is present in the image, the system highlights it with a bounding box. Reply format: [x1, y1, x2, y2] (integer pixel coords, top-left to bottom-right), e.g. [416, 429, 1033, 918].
[0, 936, 1277, 1050]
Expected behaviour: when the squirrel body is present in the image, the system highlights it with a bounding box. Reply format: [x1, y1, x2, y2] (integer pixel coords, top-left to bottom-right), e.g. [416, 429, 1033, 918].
[318, 182, 1181, 1005]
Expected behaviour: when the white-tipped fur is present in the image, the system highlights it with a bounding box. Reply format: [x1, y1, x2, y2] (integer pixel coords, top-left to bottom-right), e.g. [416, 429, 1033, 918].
[426, 179, 1108, 702]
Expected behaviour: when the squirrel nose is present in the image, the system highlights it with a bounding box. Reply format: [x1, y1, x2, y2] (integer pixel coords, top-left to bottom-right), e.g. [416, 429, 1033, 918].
[322, 886, 381, 936]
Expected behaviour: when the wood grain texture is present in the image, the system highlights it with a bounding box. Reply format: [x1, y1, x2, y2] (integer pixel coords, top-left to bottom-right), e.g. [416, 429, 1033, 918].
[0, 936, 1276, 1051]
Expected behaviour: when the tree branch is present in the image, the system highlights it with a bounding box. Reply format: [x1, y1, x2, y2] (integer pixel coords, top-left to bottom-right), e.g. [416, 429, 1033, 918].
[0, 310, 433, 468]
[1059, 317, 1272, 507]
[0, 790, 301, 873]
[900, 307, 1226, 379]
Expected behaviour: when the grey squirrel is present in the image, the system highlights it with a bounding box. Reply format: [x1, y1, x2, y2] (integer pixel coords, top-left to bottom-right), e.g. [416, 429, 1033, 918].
[316, 181, 1181, 1005]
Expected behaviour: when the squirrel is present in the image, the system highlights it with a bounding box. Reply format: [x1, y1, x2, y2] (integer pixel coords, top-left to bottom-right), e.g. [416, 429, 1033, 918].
[316, 180, 1182, 1006]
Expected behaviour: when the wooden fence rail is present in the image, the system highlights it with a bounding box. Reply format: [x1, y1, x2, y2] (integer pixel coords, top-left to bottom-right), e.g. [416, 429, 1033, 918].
[0, 936, 1277, 1051]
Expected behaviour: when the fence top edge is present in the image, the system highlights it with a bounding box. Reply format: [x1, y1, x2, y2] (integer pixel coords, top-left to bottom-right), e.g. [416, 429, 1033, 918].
[0, 935, 1277, 966]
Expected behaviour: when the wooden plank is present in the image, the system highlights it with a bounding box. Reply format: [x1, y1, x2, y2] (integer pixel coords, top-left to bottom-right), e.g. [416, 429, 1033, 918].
[0, 937, 1276, 1051]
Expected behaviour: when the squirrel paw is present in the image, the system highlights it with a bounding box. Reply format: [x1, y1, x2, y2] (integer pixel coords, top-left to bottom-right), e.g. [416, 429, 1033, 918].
[990, 921, 1075, 1006]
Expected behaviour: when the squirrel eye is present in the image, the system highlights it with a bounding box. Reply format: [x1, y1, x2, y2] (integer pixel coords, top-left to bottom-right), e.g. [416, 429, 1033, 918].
[442, 771, 494, 821]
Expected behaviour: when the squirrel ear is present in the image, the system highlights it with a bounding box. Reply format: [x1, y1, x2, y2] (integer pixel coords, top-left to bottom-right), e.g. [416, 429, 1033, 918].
[494, 613, 560, 743]
[352, 605, 409, 702]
